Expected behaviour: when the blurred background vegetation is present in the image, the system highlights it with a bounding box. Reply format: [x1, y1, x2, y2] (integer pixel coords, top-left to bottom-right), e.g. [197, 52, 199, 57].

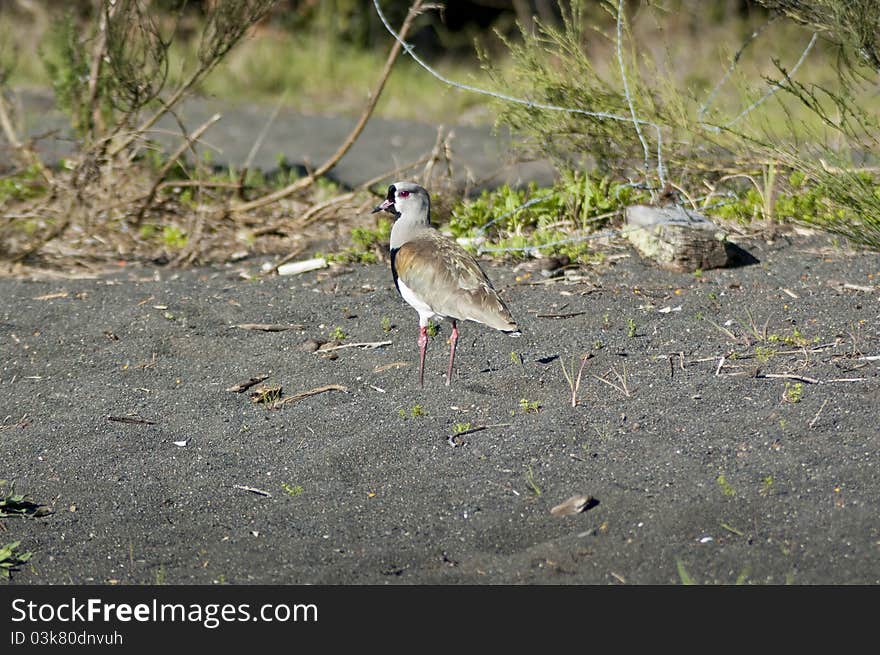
[1, 0, 840, 123]
[1, 0, 879, 268]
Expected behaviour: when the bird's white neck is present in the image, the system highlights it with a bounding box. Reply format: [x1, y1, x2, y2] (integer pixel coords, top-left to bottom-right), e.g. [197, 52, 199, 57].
[390, 197, 431, 250]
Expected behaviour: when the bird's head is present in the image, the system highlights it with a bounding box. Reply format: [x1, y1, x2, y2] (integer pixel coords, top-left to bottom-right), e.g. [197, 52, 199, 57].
[372, 182, 430, 220]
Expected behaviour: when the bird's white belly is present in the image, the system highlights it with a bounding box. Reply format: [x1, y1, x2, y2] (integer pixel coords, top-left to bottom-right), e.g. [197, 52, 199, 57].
[398, 279, 442, 326]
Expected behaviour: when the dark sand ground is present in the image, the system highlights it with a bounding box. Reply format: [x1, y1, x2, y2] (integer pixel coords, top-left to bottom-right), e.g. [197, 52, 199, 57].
[1, 233, 878, 584]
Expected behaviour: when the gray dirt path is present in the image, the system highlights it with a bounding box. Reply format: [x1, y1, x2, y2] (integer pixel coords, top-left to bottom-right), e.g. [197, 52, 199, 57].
[2, 88, 556, 191]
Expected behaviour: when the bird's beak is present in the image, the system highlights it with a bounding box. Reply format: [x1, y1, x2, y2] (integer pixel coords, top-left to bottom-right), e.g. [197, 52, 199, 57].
[372, 198, 395, 214]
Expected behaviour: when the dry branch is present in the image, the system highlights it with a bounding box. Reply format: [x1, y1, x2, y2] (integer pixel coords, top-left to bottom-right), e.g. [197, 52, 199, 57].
[135, 112, 222, 225]
[756, 372, 819, 384]
[0, 92, 22, 150]
[238, 92, 287, 197]
[230, 0, 427, 213]
[268, 384, 348, 409]
[86, 0, 119, 137]
[809, 398, 829, 429]
[107, 415, 156, 425]
[233, 323, 305, 332]
[536, 311, 587, 319]
[0, 92, 53, 183]
[315, 341, 392, 353]
[233, 484, 272, 497]
[109, 1, 275, 159]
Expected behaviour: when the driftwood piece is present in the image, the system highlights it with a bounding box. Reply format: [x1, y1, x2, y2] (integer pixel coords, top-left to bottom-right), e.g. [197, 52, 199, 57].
[625, 205, 729, 272]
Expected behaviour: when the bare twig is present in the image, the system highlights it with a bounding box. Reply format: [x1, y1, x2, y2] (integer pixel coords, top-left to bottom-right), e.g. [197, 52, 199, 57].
[594, 364, 631, 397]
[360, 152, 434, 191]
[134, 112, 222, 225]
[109, 2, 274, 159]
[0, 91, 22, 150]
[698, 16, 777, 120]
[86, 0, 119, 138]
[171, 206, 215, 267]
[110, 82, 197, 161]
[722, 32, 818, 129]
[421, 126, 448, 187]
[233, 323, 304, 332]
[450, 422, 511, 438]
[704, 317, 741, 342]
[818, 159, 880, 175]
[0, 415, 31, 432]
[842, 283, 876, 293]
[158, 179, 245, 191]
[315, 341, 392, 353]
[371, 0, 666, 188]
[809, 398, 829, 429]
[616, 0, 652, 196]
[560, 352, 592, 407]
[252, 151, 435, 252]
[156, 107, 203, 166]
[107, 415, 156, 425]
[226, 374, 270, 392]
[268, 384, 348, 409]
[233, 484, 272, 497]
[756, 372, 819, 384]
[0, 92, 53, 184]
[11, 201, 70, 262]
[536, 311, 587, 319]
[237, 92, 288, 198]
[253, 192, 357, 237]
[231, 1, 428, 213]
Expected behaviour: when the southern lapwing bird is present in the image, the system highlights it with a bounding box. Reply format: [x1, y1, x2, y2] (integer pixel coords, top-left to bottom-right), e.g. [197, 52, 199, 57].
[372, 182, 520, 387]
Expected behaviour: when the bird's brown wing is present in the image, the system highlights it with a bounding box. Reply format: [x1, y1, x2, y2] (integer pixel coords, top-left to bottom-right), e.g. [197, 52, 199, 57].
[393, 231, 518, 332]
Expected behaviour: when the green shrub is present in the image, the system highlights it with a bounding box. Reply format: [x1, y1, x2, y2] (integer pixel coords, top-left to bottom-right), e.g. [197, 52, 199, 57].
[447, 171, 643, 262]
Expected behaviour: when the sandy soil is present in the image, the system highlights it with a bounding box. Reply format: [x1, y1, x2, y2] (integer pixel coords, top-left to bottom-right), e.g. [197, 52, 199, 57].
[1, 232, 878, 584]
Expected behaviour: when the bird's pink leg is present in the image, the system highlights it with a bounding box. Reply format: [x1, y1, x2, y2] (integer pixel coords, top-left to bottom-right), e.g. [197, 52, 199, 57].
[446, 320, 459, 387]
[417, 326, 428, 388]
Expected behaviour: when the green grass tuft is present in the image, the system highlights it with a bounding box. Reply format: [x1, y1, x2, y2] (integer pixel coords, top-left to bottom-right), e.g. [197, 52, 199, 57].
[447, 172, 642, 263]
[281, 483, 304, 497]
[0, 541, 32, 580]
[676, 559, 695, 585]
[716, 473, 736, 498]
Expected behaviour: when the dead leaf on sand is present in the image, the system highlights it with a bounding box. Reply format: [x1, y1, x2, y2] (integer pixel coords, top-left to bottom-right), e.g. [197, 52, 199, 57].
[550, 494, 597, 517]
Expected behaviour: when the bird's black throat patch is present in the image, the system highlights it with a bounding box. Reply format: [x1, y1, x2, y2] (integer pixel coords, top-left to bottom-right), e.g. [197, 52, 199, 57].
[390, 246, 402, 295]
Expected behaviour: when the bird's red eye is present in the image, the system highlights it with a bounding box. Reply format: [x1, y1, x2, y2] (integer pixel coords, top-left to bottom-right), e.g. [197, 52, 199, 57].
[398, 190, 410, 198]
